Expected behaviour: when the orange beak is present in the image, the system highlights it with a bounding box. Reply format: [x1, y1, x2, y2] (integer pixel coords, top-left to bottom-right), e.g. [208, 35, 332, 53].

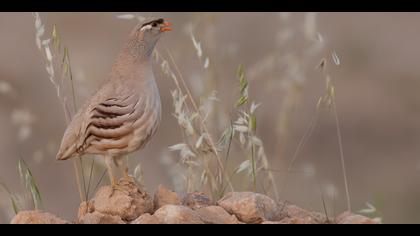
[160, 22, 172, 32]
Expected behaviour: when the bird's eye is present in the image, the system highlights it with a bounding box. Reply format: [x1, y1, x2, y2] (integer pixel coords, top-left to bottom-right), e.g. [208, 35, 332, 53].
[152, 22, 158, 27]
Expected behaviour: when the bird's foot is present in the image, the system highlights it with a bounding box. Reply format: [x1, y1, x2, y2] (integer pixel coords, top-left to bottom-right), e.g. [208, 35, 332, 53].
[123, 170, 135, 183]
[123, 177, 136, 186]
[109, 182, 129, 197]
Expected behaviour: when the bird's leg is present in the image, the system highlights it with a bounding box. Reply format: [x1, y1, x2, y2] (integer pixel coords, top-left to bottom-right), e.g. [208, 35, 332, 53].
[105, 156, 126, 197]
[115, 156, 133, 183]
[123, 167, 130, 180]
[107, 156, 130, 195]
[122, 165, 132, 182]
[105, 155, 117, 187]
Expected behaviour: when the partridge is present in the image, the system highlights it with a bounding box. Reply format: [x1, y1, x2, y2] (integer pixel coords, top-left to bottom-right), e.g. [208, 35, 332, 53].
[56, 18, 171, 188]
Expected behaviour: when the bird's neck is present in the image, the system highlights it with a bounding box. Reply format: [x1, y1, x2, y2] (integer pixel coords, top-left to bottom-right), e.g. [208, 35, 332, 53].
[123, 37, 156, 62]
[108, 35, 158, 84]
[110, 46, 155, 84]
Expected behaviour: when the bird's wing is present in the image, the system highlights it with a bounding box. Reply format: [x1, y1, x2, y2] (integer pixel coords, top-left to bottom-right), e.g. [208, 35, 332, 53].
[76, 93, 144, 155]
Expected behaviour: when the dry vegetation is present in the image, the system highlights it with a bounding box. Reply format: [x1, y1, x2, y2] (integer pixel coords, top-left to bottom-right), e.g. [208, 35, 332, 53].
[0, 12, 383, 224]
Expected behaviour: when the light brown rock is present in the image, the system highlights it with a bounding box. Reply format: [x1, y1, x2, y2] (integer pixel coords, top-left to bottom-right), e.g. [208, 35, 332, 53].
[77, 201, 95, 223]
[262, 216, 322, 224]
[153, 205, 204, 224]
[279, 217, 316, 224]
[217, 192, 279, 224]
[79, 211, 125, 224]
[11, 211, 70, 224]
[280, 204, 327, 224]
[183, 191, 213, 210]
[261, 221, 286, 224]
[335, 211, 381, 224]
[131, 213, 162, 224]
[195, 206, 241, 224]
[153, 185, 181, 210]
[93, 179, 153, 221]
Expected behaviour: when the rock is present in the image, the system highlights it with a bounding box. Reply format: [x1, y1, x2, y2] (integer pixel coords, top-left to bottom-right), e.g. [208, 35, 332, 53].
[131, 213, 162, 224]
[79, 211, 125, 224]
[153, 185, 181, 210]
[93, 178, 153, 221]
[280, 217, 316, 224]
[195, 206, 241, 224]
[77, 201, 95, 223]
[11, 211, 70, 224]
[183, 191, 213, 210]
[262, 217, 321, 224]
[280, 204, 327, 224]
[261, 221, 286, 224]
[153, 205, 204, 224]
[261, 204, 329, 224]
[217, 192, 279, 224]
[335, 211, 381, 224]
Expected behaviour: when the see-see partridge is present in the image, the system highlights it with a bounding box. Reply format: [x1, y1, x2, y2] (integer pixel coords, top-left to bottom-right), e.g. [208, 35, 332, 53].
[56, 18, 171, 189]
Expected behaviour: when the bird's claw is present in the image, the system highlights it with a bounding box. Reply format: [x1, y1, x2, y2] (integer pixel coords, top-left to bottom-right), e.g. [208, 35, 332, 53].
[109, 183, 129, 197]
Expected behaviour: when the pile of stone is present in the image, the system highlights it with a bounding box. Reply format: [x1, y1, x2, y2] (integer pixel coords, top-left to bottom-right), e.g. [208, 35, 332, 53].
[11, 179, 380, 224]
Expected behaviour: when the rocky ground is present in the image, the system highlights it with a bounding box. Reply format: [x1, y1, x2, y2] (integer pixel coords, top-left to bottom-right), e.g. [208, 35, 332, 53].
[10, 179, 380, 224]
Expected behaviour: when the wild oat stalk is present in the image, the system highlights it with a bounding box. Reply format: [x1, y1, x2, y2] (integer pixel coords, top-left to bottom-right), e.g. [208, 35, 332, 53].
[32, 12, 85, 202]
[166, 48, 232, 186]
[233, 64, 278, 198]
[278, 49, 351, 212]
[162, 51, 229, 197]
[316, 51, 352, 212]
[278, 112, 319, 199]
[247, 13, 325, 170]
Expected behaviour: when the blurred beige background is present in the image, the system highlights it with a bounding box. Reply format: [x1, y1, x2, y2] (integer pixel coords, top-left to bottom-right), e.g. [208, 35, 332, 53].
[1, 12, 420, 223]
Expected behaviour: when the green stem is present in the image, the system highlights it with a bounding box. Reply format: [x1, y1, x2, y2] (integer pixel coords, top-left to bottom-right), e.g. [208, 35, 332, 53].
[251, 142, 257, 192]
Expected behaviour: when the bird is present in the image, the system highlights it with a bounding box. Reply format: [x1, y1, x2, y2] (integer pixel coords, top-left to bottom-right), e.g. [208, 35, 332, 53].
[56, 18, 171, 190]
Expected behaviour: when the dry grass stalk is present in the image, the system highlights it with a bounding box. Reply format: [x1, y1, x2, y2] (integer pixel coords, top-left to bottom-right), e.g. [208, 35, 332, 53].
[32, 12, 85, 202]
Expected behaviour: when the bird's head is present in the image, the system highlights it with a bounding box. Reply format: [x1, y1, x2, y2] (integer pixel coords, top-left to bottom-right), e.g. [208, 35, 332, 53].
[135, 18, 171, 43]
[127, 18, 171, 58]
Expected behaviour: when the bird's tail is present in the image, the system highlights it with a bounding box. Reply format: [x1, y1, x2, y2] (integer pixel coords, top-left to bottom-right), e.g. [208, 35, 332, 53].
[56, 143, 77, 161]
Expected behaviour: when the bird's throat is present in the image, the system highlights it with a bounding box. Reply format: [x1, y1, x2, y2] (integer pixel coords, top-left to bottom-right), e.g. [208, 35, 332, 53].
[125, 38, 157, 62]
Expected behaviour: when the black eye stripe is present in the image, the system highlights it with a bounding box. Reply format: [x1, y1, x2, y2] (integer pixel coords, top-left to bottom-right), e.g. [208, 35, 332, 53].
[141, 18, 164, 28]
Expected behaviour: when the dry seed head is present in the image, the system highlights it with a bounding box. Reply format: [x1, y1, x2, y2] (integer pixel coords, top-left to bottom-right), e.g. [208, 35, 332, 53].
[190, 32, 203, 59]
[236, 160, 252, 174]
[332, 50, 341, 66]
[204, 57, 209, 68]
[317, 58, 327, 71]
[316, 32, 324, 43]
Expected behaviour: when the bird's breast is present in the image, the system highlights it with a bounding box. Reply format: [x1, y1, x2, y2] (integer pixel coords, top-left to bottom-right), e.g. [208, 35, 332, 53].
[128, 75, 161, 151]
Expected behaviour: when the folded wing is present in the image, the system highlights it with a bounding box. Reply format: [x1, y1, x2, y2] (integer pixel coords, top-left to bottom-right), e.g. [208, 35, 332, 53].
[76, 94, 144, 156]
